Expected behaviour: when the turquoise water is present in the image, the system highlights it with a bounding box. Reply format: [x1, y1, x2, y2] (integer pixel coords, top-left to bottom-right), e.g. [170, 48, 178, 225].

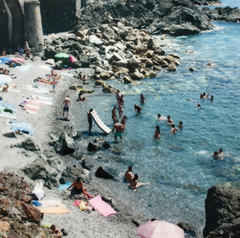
[73, 21, 240, 234]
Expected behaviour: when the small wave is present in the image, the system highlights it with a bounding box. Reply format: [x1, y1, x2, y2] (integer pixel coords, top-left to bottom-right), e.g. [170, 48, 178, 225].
[201, 24, 225, 34]
[196, 150, 209, 155]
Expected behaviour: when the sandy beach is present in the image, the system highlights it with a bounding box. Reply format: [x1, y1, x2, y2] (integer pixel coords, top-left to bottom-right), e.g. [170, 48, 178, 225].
[0, 54, 146, 238]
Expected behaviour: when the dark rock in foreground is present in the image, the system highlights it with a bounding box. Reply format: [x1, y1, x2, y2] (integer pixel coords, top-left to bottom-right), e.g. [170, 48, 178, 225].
[95, 166, 114, 179]
[203, 185, 240, 238]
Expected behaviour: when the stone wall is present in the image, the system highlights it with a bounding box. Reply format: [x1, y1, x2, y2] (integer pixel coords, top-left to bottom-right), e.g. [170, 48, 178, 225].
[40, 0, 81, 34]
[0, 0, 8, 50]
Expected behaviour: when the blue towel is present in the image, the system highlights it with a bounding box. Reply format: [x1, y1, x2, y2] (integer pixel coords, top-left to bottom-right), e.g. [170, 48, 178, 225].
[0, 102, 16, 112]
[32, 201, 42, 206]
[59, 182, 71, 192]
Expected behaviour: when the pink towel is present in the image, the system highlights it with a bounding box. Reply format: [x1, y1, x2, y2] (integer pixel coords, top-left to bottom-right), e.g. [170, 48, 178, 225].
[89, 195, 117, 217]
[69, 55, 78, 63]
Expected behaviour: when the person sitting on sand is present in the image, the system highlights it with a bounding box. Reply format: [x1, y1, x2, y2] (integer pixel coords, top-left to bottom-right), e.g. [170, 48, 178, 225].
[130, 174, 150, 191]
[112, 105, 117, 124]
[197, 104, 201, 109]
[50, 225, 62, 238]
[178, 121, 183, 128]
[67, 177, 93, 200]
[78, 71, 83, 79]
[82, 75, 88, 84]
[62, 95, 71, 120]
[166, 115, 173, 125]
[134, 104, 142, 113]
[121, 116, 127, 130]
[125, 166, 134, 182]
[2, 84, 9, 92]
[171, 124, 179, 133]
[119, 104, 124, 117]
[154, 125, 160, 139]
[77, 92, 86, 101]
[139, 94, 147, 103]
[51, 67, 61, 80]
[157, 114, 167, 121]
[112, 120, 124, 141]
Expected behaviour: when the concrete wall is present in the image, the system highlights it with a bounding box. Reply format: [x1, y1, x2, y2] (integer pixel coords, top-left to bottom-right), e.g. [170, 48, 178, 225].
[40, 0, 81, 34]
[0, 0, 8, 50]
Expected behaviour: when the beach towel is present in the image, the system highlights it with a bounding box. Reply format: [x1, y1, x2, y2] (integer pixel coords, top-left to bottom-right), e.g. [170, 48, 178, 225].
[73, 200, 82, 206]
[39, 206, 69, 214]
[89, 195, 117, 217]
[16, 64, 33, 71]
[27, 85, 49, 94]
[38, 65, 51, 70]
[59, 182, 71, 192]
[30, 95, 52, 105]
[69, 55, 78, 63]
[23, 104, 40, 114]
[23, 99, 42, 106]
[0, 102, 16, 112]
[0, 113, 17, 119]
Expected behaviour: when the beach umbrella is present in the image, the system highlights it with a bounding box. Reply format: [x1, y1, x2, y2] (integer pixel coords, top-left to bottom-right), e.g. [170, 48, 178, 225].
[137, 220, 184, 238]
[11, 58, 26, 62]
[54, 53, 70, 68]
[0, 75, 12, 85]
[0, 57, 12, 64]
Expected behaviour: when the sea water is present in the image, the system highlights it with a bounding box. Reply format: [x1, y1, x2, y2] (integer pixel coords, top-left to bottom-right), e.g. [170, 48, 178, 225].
[72, 4, 240, 235]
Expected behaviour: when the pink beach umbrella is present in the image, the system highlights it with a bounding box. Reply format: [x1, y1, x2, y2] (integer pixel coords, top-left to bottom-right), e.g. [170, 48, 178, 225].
[11, 58, 26, 62]
[137, 220, 184, 238]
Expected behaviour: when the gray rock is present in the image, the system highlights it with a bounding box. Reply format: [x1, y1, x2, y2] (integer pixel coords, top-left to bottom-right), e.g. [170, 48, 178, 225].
[127, 57, 144, 71]
[88, 35, 103, 47]
[123, 76, 133, 84]
[54, 132, 75, 155]
[14, 138, 40, 152]
[167, 63, 177, 71]
[103, 86, 114, 94]
[95, 166, 114, 179]
[131, 69, 145, 80]
[95, 80, 107, 87]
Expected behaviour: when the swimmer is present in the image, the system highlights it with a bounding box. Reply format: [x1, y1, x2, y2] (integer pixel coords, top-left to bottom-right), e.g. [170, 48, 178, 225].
[178, 121, 183, 128]
[210, 95, 214, 101]
[154, 125, 160, 139]
[125, 166, 134, 182]
[134, 104, 142, 113]
[197, 104, 201, 109]
[77, 92, 86, 101]
[200, 94, 203, 99]
[212, 151, 223, 160]
[171, 124, 179, 133]
[157, 114, 167, 121]
[119, 95, 124, 105]
[116, 90, 121, 103]
[166, 115, 173, 125]
[139, 94, 147, 103]
[218, 148, 224, 157]
[130, 174, 150, 192]
[187, 99, 196, 102]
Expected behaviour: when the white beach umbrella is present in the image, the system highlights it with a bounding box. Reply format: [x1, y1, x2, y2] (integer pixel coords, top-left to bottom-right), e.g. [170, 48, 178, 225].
[0, 75, 12, 85]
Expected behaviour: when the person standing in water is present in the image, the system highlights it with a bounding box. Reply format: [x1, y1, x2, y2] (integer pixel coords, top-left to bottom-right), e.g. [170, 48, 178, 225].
[139, 94, 147, 103]
[154, 125, 161, 138]
[112, 105, 117, 124]
[62, 95, 71, 120]
[167, 115, 173, 125]
[125, 166, 134, 182]
[171, 124, 179, 133]
[178, 121, 183, 128]
[112, 120, 124, 141]
[119, 104, 124, 117]
[134, 104, 142, 113]
[87, 109, 93, 134]
[121, 116, 127, 130]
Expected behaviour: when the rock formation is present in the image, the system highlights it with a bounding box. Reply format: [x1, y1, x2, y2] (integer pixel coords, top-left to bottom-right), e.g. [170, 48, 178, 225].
[203, 185, 240, 238]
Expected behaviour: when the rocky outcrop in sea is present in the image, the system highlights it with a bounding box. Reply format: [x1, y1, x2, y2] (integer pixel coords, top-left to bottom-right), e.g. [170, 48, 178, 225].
[203, 185, 240, 238]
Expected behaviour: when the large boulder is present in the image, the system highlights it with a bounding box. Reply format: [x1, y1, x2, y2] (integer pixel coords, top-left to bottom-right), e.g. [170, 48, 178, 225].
[87, 138, 111, 152]
[127, 57, 144, 72]
[95, 166, 114, 179]
[54, 132, 76, 155]
[203, 185, 240, 238]
[131, 69, 145, 80]
[14, 138, 40, 152]
[21, 203, 41, 223]
[153, 7, 213, 35]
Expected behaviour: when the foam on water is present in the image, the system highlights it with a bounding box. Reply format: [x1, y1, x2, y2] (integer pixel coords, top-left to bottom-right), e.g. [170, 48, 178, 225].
[72, 21, 240, 233]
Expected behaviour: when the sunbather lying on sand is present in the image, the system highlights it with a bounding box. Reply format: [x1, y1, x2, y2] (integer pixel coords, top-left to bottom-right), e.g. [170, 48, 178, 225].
[67, 177, 93, 199]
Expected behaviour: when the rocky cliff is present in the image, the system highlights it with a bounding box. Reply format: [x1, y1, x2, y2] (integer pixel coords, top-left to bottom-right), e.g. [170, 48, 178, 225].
[203, 185, 240, 238]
